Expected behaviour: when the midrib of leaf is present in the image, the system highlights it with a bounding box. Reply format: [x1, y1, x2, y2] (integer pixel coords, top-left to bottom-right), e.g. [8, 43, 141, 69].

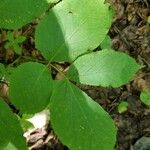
[15, 62, 51, 112]
[31, 62, 50, 94]
[49, 13, 87, 62]
[67, 52, 97, 78]
[62, 81, 73, 135]
[67, 80, 88, 121]
[66, 80, 95, 141]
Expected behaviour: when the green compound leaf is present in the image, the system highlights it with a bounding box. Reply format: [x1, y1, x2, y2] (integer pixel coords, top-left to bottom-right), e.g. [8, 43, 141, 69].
[15, 36, 26, 43]
[7, 31, 14, 41]
[50, 80, 116, 150]
[5, 32, 26, 54]
[35, 0, 112, 62]
[0, 0, 48, 29]
[0, 99, 27, 150]
[67, 49, 141, 87]
[140, 92, 150, 106]
[9, 62, 53, 114]
[13, 44, 22, 55]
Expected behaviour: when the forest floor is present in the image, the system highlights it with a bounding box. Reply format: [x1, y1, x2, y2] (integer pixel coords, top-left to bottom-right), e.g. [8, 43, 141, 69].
[107, 0, 150, 149]
[0, 0, 150, 150]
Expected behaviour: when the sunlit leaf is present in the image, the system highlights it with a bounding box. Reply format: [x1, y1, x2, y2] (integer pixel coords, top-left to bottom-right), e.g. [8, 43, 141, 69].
[35, 0, 112, 61]
[67, 49, 141, 87]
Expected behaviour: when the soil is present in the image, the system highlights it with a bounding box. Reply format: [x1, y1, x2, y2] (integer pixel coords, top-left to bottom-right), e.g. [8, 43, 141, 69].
[0, 0, 150, 150]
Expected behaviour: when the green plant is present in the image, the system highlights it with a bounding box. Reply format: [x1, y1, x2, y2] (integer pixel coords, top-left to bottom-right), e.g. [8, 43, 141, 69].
[117, 101, 128, 114]
[0, 98, 27, 150]
[0, 0, 141, 150]
[4, 31, 26, 54]
[140, 92, 150, 106]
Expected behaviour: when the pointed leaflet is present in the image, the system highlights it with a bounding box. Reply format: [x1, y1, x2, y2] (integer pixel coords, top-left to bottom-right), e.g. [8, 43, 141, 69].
[67, 49, 141, 87]
[9, 62, 53, 114]
[50, 80, 116, 150]
[0, 0, 48, 29]
[35, 0, 112, 61]
[0, 99, 27, 150]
